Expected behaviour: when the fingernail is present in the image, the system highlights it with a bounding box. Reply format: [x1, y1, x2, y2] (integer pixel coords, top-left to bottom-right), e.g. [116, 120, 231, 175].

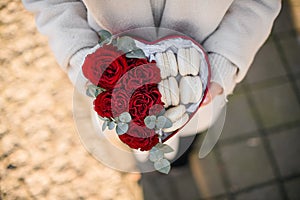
[203, 96, 210, 104]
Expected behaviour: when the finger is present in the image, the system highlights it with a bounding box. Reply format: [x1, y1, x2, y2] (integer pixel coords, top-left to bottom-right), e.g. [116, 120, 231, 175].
[202, 91, 212, 106]
[202, 82, 223, 106]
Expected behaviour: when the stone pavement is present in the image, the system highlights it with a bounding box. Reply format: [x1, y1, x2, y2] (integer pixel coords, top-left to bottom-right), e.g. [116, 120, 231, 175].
[183, 1, 300, 199]
[289, 0, 300, 35]
[0, 1, 142, 200]
[1, 0, 300, 200]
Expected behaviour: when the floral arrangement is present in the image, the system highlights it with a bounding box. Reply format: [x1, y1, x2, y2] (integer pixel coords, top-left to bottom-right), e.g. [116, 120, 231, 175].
[82, 30, 209, 174]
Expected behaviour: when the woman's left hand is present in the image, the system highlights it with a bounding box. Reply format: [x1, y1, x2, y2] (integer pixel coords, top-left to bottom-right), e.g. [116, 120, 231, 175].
[202, 82, 223, 106]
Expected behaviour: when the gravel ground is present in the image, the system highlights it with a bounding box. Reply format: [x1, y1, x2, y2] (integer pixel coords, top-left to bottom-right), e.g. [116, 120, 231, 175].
[0, 1, 142, 199]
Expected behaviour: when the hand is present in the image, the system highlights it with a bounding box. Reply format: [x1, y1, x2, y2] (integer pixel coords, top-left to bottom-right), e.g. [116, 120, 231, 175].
[202, 82, 223, 106]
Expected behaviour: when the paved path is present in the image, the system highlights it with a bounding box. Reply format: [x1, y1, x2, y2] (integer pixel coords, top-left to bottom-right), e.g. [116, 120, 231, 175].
[0, 1, 141, 199]
[142, 1, 300, 199]
[184, 1, 300, 199]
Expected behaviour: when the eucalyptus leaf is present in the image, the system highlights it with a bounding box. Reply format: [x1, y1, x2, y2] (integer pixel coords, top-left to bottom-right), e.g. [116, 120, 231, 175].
[154, 159, 171, 174]
[155, 143, 164, 149]
[156, 143, 174, 153]
[102, 121, 108, 131]
[98, 115, 108, 121]
[156, 116, 171, 129]
[111, 38, 117, 46]
[158, 108, 166, 116]
[126, 49, 146, 59]
[86, 85, 97, 98]
[144, 115, 156, 129]
[116, 123, 129, 135]
[94, 88, 102, 97]
[149, 147, 164, 162]
[98, 30, 112, 46]
[164, 117, 172, 129]
[86, 89, 94, 98]
[86, 85, 103, 98]
[119, 112, 131, 123]
[108, 121, 115, 130]
[117, 36, 138, 53]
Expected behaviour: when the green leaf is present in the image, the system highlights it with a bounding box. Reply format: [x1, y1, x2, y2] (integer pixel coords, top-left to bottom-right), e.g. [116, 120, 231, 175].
[156, 143, 174, 153]
[86, 90, 93, 98]
[156, 116, 166, 129]
[108, 121, 115, 130]
[98, 115, 108, 121]
[156, 116, 172, 129]
[119, 112, 131, 123]
[98, 30, 112, 46]
[86, 85, 97, 98]
[164, 117, 172, 128]
[126, 49, 146, 59]
[94, 89, 102, 97]
[102, 121, 108, 131]
[157, 108, 166, 116]
[149, 147, 164, 162]
[155, 116, 167, 129]
[111, 38, 117, 46]
[154, 159, 171, 174]
[116, 36, 138, 53]
[116, 123, 129, 135]
[144, 115, 156, 129]
[86, 85, 104, 98]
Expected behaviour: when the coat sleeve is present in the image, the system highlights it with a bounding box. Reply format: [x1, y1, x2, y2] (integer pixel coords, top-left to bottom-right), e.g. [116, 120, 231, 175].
[203, 0, 281, 86]
[22, 0, 99, 71]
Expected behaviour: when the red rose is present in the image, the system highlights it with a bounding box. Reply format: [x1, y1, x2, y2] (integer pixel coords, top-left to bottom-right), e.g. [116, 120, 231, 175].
[118, 123, 159, 151]
[126, 58, 149, 70]
[93, 91, 113, 118]
[120, 63, 161, 93]
[82, 44, 128, 89]
[129, 84, 164, 126]
[111, 89, 130, 117]
[149, 104, 165, 116]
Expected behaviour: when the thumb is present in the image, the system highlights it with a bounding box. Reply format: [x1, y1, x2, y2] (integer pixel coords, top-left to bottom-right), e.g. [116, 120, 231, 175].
[202, 82, 223, 106]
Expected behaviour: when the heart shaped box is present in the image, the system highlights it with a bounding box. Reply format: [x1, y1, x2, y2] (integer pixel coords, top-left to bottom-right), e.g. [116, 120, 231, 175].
[82, 32, 211, 173]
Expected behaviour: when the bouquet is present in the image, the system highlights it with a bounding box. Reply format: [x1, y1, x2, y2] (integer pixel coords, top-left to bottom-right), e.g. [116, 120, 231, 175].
[82, 30, 210, 174]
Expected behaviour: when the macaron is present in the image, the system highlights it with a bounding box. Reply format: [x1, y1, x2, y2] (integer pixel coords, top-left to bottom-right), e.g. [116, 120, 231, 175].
[189, 47, 200, 76]
[163, 113, 189, 133]
[155, 52, 168, 79]
[168, 76, 180, 106]
[179, 76, 203, 104]
[166, 50, 178, 77]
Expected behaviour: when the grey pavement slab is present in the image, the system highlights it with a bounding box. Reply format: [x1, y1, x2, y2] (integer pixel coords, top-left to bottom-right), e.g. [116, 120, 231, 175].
[141, 165, 200, 200]
[233, 82, 246, 94]
[273, 1, 295, 34]
[284, 178, 300, 200]
[269, 127, 300, 177]
[220, 93, 259, 140]
[171, 166, 202, 200]
[220, 138, 275, 191]
[213, 196, 229, 200]
[245, 39, 286, 84]
[141, 172, 177, 200]
[190, 151, 226, 199]
[251, 83, 300, 128]
[235, 184, 282, 200]
[278, 35, 300, 73]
